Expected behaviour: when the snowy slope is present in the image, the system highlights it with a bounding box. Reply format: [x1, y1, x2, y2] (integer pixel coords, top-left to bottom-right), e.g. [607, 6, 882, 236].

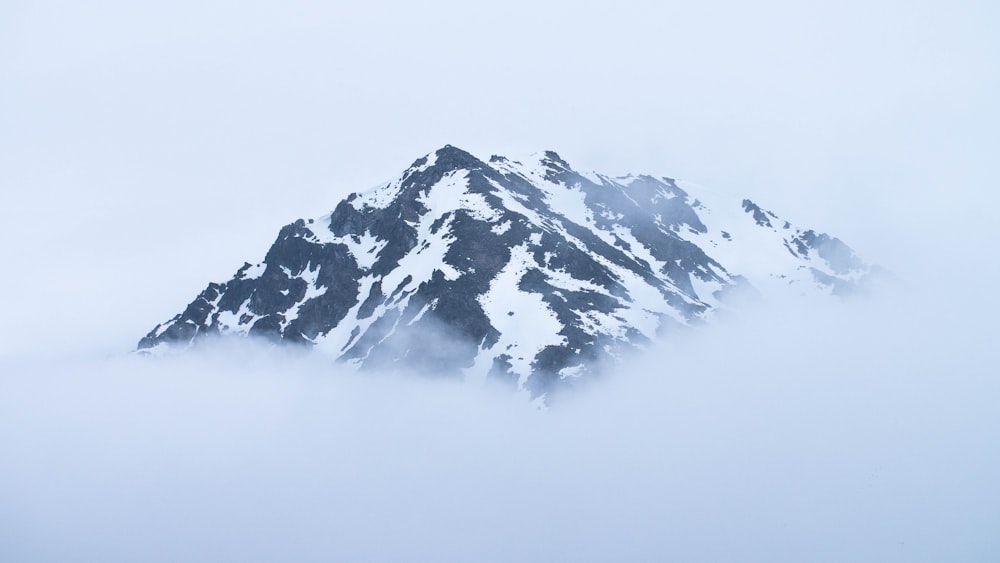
[139, 145, 875, 398]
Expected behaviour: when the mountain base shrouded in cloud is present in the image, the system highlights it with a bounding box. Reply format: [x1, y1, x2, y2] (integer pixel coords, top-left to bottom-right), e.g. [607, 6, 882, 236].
[138, 145, 876, 399]
[3, 283, 998, 563]
[3, 1, 997, 561]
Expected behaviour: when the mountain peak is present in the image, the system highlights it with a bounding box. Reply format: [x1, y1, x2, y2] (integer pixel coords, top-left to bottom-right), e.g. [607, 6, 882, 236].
[138, 148, 876, 400]
[432, 144, 483, 168]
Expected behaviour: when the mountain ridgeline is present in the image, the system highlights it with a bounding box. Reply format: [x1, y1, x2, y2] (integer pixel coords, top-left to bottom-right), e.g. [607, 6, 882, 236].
[139, 146, 873, 398]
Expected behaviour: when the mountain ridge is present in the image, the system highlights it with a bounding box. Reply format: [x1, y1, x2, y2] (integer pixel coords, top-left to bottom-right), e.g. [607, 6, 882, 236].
[139, 145, 874, 398]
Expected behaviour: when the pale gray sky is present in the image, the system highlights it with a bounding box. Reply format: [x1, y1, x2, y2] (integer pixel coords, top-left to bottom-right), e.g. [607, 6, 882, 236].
[2, 1, 997, 356]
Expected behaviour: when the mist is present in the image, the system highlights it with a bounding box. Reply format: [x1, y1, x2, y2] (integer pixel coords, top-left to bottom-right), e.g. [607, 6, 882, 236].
[2, 277, 998, 562]
[2, 0, 999, 560]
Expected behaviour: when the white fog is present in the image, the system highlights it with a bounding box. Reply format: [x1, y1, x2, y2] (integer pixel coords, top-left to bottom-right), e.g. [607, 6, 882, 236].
[2, 281, 997, 561]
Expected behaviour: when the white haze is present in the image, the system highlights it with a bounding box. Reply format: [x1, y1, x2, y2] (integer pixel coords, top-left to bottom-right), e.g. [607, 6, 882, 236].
[2, 0, 999, 561]
[2, 284, 998, 562]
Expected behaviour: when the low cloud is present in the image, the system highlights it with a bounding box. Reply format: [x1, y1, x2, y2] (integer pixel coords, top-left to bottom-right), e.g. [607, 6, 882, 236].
[2, 279, 997, 562]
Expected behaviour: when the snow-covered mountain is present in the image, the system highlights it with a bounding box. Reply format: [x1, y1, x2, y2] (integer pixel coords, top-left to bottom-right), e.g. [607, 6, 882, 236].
[139, 145, 874, 397]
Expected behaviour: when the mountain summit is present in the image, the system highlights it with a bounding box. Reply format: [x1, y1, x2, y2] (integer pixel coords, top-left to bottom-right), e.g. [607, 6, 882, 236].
[139, 145, 873, 397]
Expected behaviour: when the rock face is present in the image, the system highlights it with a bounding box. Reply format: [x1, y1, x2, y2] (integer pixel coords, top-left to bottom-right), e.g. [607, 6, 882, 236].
[139, 145, 874, 397]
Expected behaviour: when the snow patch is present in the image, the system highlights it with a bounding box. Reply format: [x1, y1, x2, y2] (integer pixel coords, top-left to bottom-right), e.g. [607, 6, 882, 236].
[478, 244, 566, 387]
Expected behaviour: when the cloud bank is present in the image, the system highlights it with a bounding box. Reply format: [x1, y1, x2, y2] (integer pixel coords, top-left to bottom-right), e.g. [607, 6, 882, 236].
[2, 280, 997, 562]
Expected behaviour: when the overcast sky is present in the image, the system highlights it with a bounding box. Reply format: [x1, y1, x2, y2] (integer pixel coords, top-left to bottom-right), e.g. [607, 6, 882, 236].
[2, 0, 998, 355]
[2, 2, 999, 560]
